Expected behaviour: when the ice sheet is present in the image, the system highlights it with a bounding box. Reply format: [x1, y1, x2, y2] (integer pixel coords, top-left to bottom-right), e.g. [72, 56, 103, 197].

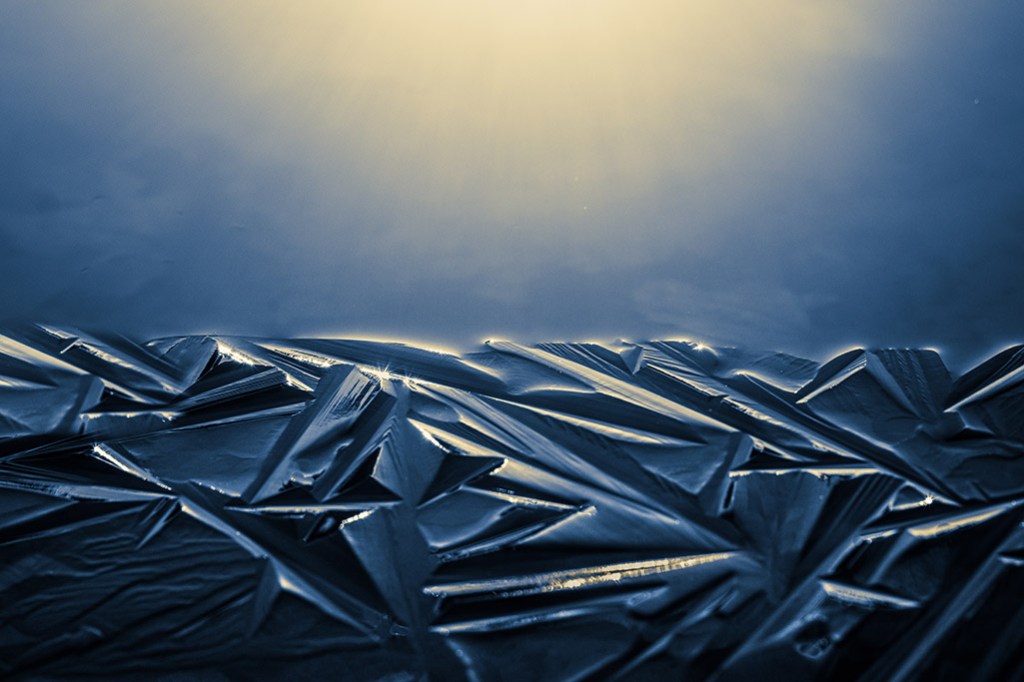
[0, 326, 1022, 679]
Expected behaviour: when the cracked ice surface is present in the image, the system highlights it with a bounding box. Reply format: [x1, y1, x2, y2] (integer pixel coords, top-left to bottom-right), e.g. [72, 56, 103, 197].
[1, 325, 1023, 680]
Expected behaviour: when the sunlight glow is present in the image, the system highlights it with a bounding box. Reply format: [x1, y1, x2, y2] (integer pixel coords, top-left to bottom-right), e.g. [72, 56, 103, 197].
[87, 1, 899, 236]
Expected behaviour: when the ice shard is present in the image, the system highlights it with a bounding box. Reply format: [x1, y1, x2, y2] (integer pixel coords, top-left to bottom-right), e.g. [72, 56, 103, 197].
[0, 326, 1022, 680]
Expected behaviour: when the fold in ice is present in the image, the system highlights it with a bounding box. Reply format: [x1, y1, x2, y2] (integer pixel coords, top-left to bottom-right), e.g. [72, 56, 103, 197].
[1, 326, 1022, 680]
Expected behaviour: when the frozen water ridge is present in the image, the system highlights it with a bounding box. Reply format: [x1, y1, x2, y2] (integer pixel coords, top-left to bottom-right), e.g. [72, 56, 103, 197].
[1, 325, 1022, 680]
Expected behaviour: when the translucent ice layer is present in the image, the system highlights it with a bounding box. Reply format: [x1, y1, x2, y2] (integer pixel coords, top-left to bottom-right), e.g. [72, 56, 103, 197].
[0, 326, 1022, 680]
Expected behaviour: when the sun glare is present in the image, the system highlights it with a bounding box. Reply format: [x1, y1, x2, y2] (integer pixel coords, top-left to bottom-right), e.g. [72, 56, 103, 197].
[89, 0, 895, 234]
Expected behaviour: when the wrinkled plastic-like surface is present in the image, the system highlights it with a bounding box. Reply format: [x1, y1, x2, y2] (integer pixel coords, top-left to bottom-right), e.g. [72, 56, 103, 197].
[1, 326, 1022, 681]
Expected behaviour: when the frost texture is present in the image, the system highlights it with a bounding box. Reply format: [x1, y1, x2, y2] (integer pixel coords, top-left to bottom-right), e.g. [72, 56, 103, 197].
[1, 326, 1023, 680]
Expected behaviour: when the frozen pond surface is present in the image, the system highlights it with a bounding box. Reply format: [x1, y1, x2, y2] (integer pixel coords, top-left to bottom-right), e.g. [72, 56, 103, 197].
[0, 327, 1022, 679]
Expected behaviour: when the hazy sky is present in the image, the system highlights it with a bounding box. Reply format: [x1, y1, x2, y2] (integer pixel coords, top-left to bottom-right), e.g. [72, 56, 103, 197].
[1, 1, 1022, 367]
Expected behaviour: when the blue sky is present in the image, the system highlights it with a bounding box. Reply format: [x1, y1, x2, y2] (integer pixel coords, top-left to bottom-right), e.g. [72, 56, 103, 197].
[1, 1, 1021, 367]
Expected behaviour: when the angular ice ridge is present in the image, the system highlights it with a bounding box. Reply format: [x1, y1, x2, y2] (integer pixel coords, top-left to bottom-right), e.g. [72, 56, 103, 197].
[0, 326, 1022, 680]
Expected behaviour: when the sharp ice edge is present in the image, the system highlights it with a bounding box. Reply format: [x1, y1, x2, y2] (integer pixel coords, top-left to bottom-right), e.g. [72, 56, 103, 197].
[0, 325, 1022, 680]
